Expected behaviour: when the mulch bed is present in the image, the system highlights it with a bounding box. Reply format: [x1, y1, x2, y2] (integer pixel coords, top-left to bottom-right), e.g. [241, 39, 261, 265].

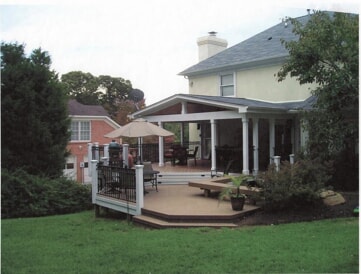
[239, 192, 359, 226]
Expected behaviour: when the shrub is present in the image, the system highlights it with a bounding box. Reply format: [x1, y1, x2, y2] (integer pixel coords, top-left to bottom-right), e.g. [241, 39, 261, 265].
[1, 169, 92, 218]
[257, 159, 332, 211]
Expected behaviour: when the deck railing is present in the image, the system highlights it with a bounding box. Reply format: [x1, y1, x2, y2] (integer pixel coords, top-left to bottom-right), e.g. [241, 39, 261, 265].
[91, 160, 144, 216]
[97, 163, 136, 202]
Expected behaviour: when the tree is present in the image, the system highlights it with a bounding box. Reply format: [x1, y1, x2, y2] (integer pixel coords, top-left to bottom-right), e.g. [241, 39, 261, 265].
[98, 75, 133, 118]
[277, 11, 359, 160]
[61, 71, 101, 105]
[1, 42, 70, 178]
[61, 71, 133, 120]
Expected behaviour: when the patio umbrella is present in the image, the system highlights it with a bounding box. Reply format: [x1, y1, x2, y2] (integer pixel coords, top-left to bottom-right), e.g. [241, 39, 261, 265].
[104, 118, 174, 162]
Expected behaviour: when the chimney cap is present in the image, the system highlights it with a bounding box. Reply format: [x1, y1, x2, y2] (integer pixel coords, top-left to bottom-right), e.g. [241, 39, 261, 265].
[208, 31, 217, 36]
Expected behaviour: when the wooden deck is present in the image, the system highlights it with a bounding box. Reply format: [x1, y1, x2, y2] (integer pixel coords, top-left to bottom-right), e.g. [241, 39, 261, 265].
[133, 184, 260, 228]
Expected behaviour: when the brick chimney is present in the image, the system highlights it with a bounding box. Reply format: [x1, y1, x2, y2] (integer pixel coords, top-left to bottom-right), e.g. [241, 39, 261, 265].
[197, 31, 228, 62]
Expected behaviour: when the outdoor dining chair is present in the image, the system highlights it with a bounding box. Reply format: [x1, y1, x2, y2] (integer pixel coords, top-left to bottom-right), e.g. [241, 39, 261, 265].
[187, 146, 199, 166]
[143, 162, 159, 192]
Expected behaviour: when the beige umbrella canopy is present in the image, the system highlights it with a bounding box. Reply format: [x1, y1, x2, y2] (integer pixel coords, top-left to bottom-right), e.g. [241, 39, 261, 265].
[104, 118, 174, 138]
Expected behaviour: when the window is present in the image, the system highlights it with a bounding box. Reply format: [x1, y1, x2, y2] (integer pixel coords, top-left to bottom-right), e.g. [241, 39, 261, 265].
[71, 121, 90, 141]
[220, 73, 235, 96]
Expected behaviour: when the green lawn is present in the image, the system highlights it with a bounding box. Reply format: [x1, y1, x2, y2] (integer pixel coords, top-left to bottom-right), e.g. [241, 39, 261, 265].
[1, 211, 358, 273]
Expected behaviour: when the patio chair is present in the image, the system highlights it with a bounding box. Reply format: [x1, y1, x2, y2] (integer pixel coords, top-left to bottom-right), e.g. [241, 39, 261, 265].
[164, 149, 175, 166]
[143, 162, 159, 191]
[187, 146, 199, 166]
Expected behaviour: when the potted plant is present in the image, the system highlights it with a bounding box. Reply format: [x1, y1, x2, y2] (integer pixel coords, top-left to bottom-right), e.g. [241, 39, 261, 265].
[219, 174, 252, 211]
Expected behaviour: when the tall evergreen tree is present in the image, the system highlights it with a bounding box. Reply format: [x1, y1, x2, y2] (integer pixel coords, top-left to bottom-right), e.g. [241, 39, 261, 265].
[1, 42, 70, 178]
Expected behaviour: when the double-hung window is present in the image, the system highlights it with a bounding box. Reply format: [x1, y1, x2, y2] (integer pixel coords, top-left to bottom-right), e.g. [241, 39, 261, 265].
[71, 121, 91, 141]
[220, 73, 235, 96]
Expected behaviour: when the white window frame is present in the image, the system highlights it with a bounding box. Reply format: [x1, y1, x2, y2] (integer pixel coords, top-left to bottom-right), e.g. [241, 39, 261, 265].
[219, 72, 236, 97]
[70, 120, 91, 142]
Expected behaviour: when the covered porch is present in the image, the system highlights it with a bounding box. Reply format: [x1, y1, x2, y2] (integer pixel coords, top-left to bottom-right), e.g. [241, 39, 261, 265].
[130, 94, 314, 175]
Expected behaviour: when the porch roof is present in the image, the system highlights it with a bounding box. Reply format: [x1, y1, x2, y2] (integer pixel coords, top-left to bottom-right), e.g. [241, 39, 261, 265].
[131, 94, 316, 122]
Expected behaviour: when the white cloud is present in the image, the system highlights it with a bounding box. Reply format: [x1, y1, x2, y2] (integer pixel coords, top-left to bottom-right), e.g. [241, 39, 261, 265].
[1, 0, 359, 104]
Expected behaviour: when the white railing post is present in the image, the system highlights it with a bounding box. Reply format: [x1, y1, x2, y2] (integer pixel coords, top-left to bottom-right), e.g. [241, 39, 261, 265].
[135, 165, 144, 215]
[273, 156, 281, 172]
[91, 160, 99, 204]
[104, 144, 109, 159]
[88, 143, 93, 176]
[289, 154, 295, 165]
[94, 142, 99, 161]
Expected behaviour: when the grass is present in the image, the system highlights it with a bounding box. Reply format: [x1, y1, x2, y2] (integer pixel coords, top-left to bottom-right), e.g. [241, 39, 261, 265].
[2, 211, 358, 274]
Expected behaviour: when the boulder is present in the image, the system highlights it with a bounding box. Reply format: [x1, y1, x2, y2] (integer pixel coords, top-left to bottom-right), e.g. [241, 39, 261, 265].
[320, 190, 346, 206]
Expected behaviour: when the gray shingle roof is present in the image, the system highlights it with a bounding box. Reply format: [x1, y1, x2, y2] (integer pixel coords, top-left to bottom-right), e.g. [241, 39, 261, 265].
[68, 99, 109, 116]
[179, 14, 311, 76]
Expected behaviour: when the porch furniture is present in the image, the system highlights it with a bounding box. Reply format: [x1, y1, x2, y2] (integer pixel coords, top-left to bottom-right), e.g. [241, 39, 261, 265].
[216, 146, 242, 172]
[164, 145, 188, 166]
[164, 149, 175, 166]
[143, 162, 160, 192]
[187, 146, 199, 166]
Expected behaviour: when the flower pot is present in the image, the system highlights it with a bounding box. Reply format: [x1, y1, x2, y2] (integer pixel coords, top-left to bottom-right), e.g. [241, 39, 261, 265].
[230, 196, 245, 211]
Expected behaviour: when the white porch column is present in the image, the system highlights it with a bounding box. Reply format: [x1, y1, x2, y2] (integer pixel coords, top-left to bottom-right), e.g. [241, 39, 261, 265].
[210, 119, 217, 172]
[252, 118, 259, 175]
[158, 122, 165, 167]
[242, 116, 249, 175]
[123, 144, 129, 168]
[135, 165, 144, 215]
[269, 118, 275, 163]
[180, 123, 185, 146]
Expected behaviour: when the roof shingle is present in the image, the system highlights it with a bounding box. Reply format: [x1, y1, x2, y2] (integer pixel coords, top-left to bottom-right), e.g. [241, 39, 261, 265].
[68, 99, 109, 116]
[179, 14, 311, 76]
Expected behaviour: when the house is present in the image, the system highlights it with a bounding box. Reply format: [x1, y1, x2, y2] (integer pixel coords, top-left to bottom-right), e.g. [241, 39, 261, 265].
[130, 13, 321, 175]
[65, 99, 120, 183]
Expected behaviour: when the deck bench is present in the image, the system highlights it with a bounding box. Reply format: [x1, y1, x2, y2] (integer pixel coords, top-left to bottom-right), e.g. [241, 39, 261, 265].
[188, 177, 262, 203]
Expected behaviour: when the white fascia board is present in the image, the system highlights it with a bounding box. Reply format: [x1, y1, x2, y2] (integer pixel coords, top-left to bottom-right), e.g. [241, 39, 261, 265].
[131, 94, 242, 118]
[144, 111, 243, 123]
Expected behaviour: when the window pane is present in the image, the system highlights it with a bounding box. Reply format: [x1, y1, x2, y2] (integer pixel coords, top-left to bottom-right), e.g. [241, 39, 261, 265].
[71, 122, 79, 141]
[80, 121, 90, 140]
[221, 86, 234, 96]
[221, 74, 233, 85]
[80, 121, 90, 130]
[80, 131, 90, 140]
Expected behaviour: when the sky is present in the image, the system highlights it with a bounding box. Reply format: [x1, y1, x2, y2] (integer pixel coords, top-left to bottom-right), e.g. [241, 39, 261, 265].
[1, 0, 359, 105]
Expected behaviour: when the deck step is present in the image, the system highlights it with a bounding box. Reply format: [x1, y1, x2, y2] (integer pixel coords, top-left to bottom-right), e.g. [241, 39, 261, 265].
[133, 215, 238, 228]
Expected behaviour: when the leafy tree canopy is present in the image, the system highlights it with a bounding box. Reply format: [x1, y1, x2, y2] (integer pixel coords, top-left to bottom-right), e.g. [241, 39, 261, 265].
[277, 11, 359, 159]
[1, 42, 70, 177]
[61, 71, 134, 119]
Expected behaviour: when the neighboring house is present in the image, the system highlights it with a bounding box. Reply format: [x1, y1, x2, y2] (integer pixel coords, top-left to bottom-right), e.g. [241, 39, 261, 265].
[65, 99, 120, 183]
[129, 13, 345, 175]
